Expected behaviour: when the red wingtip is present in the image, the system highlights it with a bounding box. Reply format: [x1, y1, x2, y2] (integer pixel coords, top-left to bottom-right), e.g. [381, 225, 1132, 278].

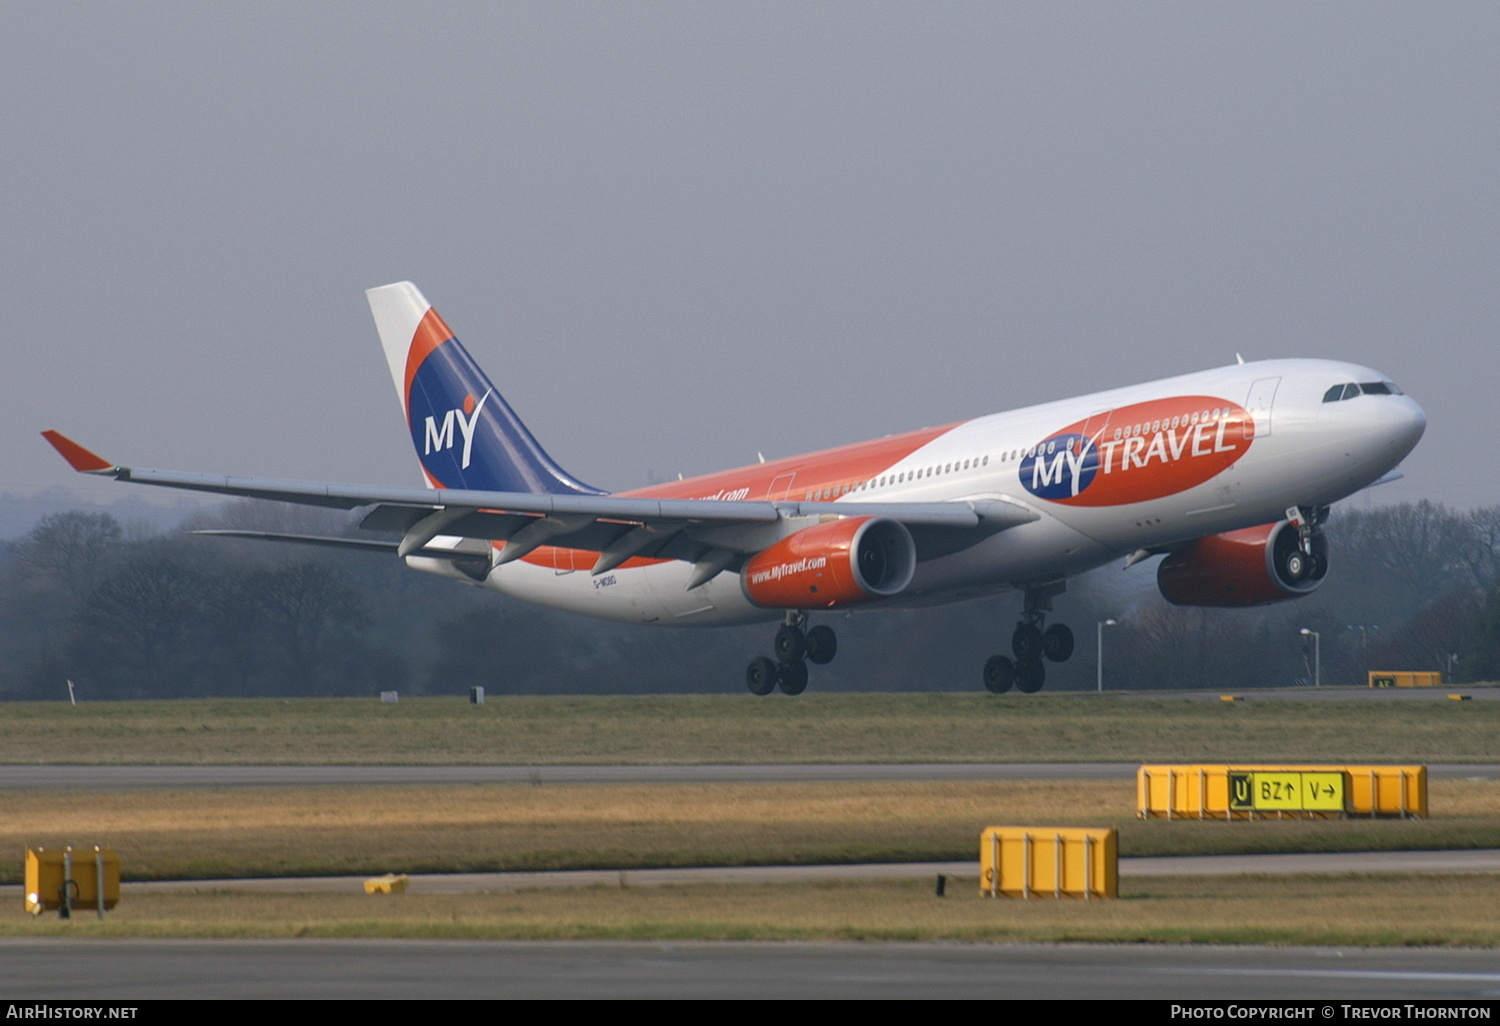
[41, 431, 115, 473]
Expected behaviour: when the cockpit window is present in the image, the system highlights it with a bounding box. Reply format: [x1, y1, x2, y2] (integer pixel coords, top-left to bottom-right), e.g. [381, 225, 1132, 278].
[1324, 380, 1403, 402]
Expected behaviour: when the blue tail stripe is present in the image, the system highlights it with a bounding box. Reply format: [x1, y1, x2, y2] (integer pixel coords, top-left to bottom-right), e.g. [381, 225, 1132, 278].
[407, 336, 603, 496]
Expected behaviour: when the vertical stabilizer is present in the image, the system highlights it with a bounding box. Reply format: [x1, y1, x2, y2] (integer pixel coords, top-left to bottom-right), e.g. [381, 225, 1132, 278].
[365, 282, 603, 495]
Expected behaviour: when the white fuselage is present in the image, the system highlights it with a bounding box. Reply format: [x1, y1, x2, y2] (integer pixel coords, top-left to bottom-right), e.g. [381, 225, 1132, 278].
[412, 358, 1424, 626]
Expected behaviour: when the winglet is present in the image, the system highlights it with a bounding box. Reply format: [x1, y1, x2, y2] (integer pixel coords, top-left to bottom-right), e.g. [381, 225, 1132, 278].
[41, 431, 116, 473]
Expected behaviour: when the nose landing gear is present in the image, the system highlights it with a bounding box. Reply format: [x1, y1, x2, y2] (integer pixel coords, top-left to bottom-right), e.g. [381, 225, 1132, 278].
[745, 612, 838, 696]
[1284, 504, 1330, 582]
[983, 583, 1073, 694]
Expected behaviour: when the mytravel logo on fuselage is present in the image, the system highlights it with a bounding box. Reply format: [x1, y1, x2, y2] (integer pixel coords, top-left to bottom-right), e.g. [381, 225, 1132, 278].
[1019, 396, 1254, 506]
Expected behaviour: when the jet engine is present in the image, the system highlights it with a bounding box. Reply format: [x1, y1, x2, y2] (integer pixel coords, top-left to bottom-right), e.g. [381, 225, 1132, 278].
[741, 516, 916, 609]
[1157, 520, 1327, 607]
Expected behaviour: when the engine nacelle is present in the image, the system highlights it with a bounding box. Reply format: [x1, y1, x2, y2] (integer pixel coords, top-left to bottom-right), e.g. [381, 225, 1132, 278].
[1157, 520, 1327, 607]
[741, 516, 916, 609]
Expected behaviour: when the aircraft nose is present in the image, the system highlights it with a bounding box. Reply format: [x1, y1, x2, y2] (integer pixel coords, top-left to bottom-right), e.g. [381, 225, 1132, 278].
[1378, 394, 1426, 463]
[1394, 395, 1426, 450]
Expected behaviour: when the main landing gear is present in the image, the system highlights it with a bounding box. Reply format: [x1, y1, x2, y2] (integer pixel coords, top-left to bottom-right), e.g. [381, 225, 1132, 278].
[746, 612, 837, 696]
[983, 583, 1073, 695]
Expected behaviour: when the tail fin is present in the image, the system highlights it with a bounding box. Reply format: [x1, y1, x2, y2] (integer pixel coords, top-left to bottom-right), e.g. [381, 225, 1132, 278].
[366, 281, 603, 495]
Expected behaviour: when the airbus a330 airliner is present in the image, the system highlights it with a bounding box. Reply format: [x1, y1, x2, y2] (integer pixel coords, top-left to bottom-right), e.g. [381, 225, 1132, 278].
[44, 282, 1426, 695]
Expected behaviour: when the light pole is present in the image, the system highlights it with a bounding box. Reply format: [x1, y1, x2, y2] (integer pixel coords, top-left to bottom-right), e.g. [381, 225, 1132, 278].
[1097, 619, 1117, 692]
[1347, 624, 1377, 685]
[1299, 628, 1320, 688]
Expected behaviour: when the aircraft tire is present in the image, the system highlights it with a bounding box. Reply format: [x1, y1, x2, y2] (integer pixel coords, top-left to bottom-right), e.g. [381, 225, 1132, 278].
[1015, 657, 1046, 694]
[1282, 548, 1310, 582]
[983, 654, 1015, 694]
[778, 659, 809, 695]
[1012, 623, 1043, 661]
[1042, 623, 1074, 663]
[774, 625, 807, 664]
[805, 625, 838, 665]
[746, 657, 780, 696]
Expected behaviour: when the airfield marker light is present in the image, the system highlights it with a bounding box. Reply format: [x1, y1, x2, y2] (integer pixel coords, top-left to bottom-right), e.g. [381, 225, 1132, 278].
[94, 847, 105, 920]
[60, 848, 71, 919]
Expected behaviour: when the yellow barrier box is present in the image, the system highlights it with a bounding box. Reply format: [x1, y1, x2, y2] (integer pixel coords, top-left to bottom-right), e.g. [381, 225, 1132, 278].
[1369, 671, 1443, 688]
[364, 874, 410, 894]
[1137, 765, 1427, 819]
[979, 827, 1116, 899]
[25, 847, 119, 917]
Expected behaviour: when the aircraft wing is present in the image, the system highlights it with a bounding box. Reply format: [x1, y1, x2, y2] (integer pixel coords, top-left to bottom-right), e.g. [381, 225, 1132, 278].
[42, 431, 1039, 573]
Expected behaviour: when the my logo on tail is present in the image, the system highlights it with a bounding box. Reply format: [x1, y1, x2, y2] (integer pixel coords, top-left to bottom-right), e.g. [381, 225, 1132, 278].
[423, 390, 492, 471]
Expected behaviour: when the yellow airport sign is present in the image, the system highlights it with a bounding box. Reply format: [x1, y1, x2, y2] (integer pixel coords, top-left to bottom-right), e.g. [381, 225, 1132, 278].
[1228, 771, 1343, 812]
[25, 847, 119, 918]
[1369, 671, 1442, 688]
[1138, 764, 1426, 819]
[979, 826, 1117, 899]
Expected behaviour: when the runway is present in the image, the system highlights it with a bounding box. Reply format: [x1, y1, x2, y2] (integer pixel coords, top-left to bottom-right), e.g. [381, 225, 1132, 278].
[1121, 685, 1500, 702]
[3, 939, 1499, 999]
[0, 761, 1494, 788]
[0, 761, 1139, 788]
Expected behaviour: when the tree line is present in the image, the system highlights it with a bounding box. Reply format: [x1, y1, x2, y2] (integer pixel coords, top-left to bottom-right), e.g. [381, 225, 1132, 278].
[1, 498, 1497, 699]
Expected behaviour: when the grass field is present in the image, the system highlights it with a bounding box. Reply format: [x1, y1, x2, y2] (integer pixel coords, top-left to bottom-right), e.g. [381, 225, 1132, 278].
[5, 779, 1498, 883]
[10, 875, 1500, 946]
[6, 693, 1497, 945]
[2, 692, 1497, 765]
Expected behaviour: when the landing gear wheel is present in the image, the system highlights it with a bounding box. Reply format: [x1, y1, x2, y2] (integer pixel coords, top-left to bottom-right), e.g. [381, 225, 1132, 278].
[1012, 623, 1043, 661]
[777, 659, 808, 695]
[983, 654, 1016, 694]
[1282, 549, 1309, 581]
[1015, 657, 1046, 694]
[773, 625, 807, 664]
[746, 657, 779, 696]
[1042, 623, 1074, 663]
[805, 625, 838, 665]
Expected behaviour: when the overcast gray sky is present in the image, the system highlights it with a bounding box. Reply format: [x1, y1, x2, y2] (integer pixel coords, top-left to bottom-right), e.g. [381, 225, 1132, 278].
[5, 2, 1495, 511]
